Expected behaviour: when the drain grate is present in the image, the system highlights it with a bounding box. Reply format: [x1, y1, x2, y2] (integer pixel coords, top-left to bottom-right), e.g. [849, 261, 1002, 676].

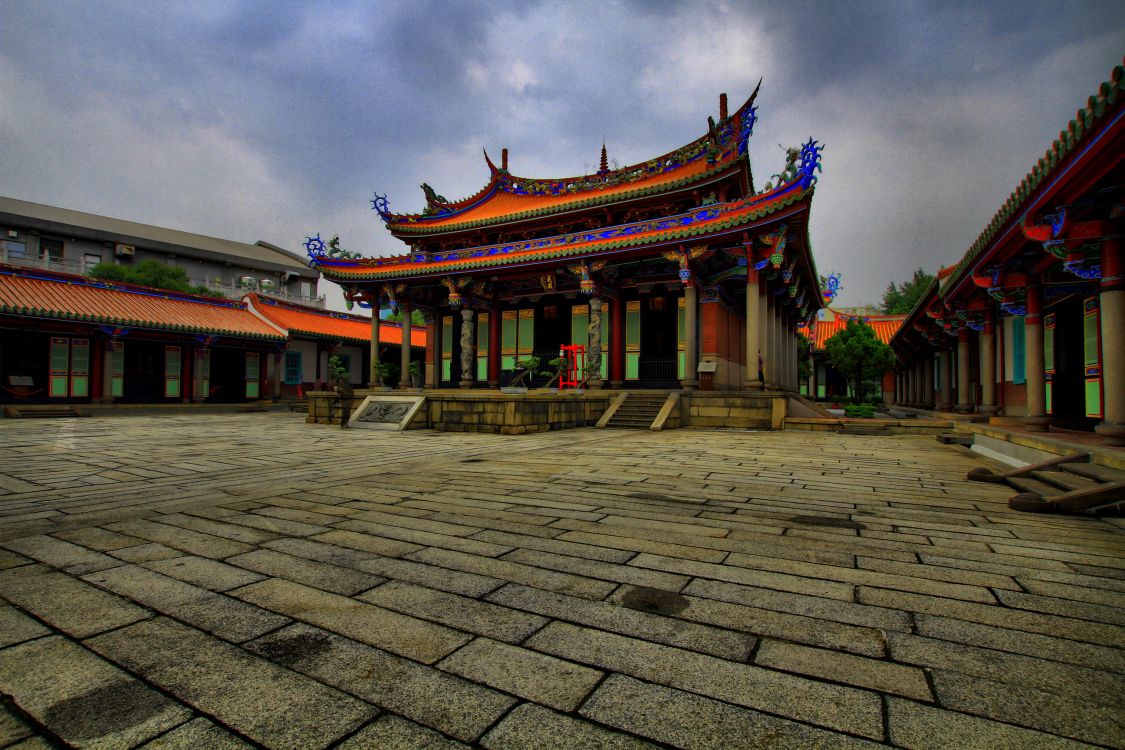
[620, 586, 690, 616]
[789, 515, 867, 530]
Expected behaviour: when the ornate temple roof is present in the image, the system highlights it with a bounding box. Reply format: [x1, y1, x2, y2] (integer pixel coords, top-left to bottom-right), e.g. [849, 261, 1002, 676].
[243, 293, 426, 347]
[0, 264, 284, 340]
[315, 173, 815, 282]
[373, 88, 761, 236]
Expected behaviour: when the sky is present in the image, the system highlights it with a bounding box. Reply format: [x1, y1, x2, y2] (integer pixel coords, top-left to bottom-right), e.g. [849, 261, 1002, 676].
[2, 1, 1123, 312]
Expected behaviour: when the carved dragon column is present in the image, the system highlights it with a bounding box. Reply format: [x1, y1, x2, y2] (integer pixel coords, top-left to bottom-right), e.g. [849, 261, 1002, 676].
[588, 296, 604, 389]
[459, 308, 476, 389]
[1096, 238, 1124, 444]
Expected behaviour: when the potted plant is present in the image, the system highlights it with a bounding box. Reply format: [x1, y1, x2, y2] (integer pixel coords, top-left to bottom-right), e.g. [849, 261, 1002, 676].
[503, 355, 541, 392]
[328, 355, 352, 396]
[372, 361, 394, 389]
[408, 359, 422, 388]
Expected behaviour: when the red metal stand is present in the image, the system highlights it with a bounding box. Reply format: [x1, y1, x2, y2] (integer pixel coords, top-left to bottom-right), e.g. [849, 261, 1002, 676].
[558, 344, 585, 389]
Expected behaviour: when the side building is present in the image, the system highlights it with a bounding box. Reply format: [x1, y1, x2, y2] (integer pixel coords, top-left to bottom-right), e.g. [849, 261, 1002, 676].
[890, 56, 1124, 442]
[0, 196, 322, 307]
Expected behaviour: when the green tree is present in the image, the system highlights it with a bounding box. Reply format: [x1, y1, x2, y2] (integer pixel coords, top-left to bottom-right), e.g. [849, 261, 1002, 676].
[89, 260, 216, 296]
[824, 320, 895, 404]
[385, 309, 426, 326]
[881, 268, 934, 314]
[796, 332, 812, 382]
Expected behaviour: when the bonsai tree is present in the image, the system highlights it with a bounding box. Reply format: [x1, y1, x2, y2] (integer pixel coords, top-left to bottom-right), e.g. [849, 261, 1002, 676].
[509, 355, 541, 387]
[823, 320, 895, 404]
[371, 361, 394, 387]
[328, 355, 352, 395]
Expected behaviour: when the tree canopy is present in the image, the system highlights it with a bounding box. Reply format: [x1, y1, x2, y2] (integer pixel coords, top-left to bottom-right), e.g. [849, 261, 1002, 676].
[824, 320, 895, 403]
[881, 268, 934, 314]
[88, 260, 216, 296]
[384, 309, 426, 326]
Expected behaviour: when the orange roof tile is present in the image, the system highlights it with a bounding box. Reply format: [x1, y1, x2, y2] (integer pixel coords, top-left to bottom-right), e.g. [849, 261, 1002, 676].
[245, 294, 426, 348]
[800, 311, 905, 351]
[0, 265, 283, 339]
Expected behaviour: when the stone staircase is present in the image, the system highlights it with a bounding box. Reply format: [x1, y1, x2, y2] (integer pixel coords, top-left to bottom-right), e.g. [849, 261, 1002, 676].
[605, 393, 667, 430]
[2, 406, 86, 419]
[968, 454, 1125, 514]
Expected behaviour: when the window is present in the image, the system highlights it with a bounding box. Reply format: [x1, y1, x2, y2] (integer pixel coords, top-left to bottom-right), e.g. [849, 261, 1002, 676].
[283, 351, 302, 384]
[83, 253, 102, 271]
[300, 281, 313, 299]
[41, 238, 64, 261]
[1, 239, 27, 258]
[1011, 316, 1026, 385]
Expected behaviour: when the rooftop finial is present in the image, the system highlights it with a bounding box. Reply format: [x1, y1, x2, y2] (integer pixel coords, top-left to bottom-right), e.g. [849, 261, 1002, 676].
[501, 148, 508, 172]
[720, 93, 728, 120]
[599, 141, 608, 175]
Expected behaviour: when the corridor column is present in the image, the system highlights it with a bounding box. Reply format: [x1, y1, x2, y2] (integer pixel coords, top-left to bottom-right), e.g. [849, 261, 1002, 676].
[681, 286, 698, 390]
[923, 353, 934, 408]
[369, 303, 381, 386]
[981, 310, 998, 416]
[611, 295, 625, 388]
[955, 329, 971, 412]
[1024, 279, 1049, 431]
[1095, 238, 1124, 444]
[272, 348, 283, 399]
[938, 342, 952, 410]
[744, 265, 762, 389]
[488, 302, 501, 388]
[399, 297, 413, 389]
[759, 287, 771, 387]
[459, 308, 475, 389]
[588, 295, 605, 389]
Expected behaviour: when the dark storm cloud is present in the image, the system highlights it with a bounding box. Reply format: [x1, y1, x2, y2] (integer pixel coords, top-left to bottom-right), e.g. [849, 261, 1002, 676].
[1, 1, 1122, 310]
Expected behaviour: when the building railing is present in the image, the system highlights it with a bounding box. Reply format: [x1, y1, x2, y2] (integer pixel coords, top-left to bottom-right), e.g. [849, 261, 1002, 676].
[0, 249, 325, 308]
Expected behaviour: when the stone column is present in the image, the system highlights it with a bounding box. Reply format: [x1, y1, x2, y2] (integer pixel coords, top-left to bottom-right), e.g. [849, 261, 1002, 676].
[100, 339, 115, 403]
[369, 303, 381, 386]
[980, 310, 998, 416]
[611, 296, 625, 388]
[938, 343, 952, 411]
[399, 297, 413, 389]
[912, 362, 921, 406]
[1096, 238, 1124, 444]
[1024, 280, 1049, 430]
[744, 267, 762, 389]
[923, 352, 934, 408]
[488, 303, 501, 388]
[955, 328, 971, 412]
[459, 308, 475, 389]
[588, 295, 604, 389]
[759, 286, 770, 388]
[681, 286, 698, 390]
[272, 349, 283, 399]
[425, 315, 438, 389]
[193, 347, 205, 402]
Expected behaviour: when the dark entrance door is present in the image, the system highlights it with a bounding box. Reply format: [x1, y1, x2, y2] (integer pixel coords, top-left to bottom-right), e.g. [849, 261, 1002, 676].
[640, 293, 679, 384]
[209, 346, 247, 402]
[122, 340, 165, 401]
[1050, 296, 1094, 429]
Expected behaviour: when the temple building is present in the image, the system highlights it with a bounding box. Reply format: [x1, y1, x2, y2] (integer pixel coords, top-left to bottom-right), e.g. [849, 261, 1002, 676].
[310, 88, 824, 424]
[890, 57, 1124, 443]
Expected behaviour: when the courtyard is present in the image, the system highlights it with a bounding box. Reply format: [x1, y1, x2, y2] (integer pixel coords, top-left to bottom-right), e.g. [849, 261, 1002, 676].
[0, 413, 1122, 749]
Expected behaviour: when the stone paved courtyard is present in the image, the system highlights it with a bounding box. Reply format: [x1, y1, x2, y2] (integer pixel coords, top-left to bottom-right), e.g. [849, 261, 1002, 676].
[0, 413, 1122, 749]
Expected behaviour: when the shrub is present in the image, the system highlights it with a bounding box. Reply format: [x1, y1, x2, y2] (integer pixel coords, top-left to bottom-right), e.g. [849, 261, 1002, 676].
[844, 403, 876, 419]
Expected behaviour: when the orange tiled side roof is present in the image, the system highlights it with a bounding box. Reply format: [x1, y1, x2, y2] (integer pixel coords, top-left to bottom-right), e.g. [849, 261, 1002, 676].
[800, 311, 906, 351]
[247, 294, 426, 347]
[0, 265, 284, 339]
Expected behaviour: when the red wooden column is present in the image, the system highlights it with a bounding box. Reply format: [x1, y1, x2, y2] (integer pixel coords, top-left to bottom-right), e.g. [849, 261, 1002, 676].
[610, 294, 625, 388]
[1024, 278, 1049, 430]
[1096, 238, 1124, 444]
[744, 262, 761, 389]
[425, 315, 438, 389]
[488, 302, 501, 387]
[955, 328, 971, 412]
